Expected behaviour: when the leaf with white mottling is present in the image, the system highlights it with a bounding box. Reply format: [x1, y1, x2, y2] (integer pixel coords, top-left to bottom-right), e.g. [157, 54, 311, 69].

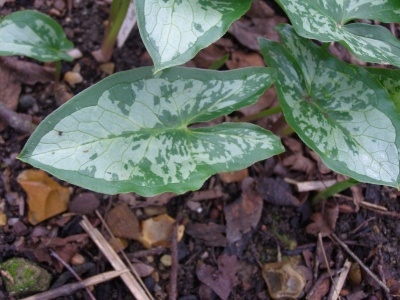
[19, 67, 283, 196]
[136, 0, 253, 72]
[0, 10, 73, 62]
[366, 68, 400, 113]
[276, 0, 400, 67]
[260, 24, 400, 188]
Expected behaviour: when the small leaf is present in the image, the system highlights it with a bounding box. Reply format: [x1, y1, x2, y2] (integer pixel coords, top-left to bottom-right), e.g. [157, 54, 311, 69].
[135, 0, 253, 72]
[276, 0, 400, 67]
[365, 67, 400, 113]
[19, 67, 283, 196]
[260, 24, 400, 188]
[0, 10, 73, 62]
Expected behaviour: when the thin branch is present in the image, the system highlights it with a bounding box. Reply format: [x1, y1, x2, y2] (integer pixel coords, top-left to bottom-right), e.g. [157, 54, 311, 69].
[0, 102, 37, 133]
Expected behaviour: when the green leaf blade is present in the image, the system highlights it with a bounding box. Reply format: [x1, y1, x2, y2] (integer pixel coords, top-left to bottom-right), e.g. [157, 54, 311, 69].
[19, 67, 283, 196]
[276, 0, 400, 67]
[260, 25, 400, 188]
[0, 10, 73, 62]
[136, 0, 253, 72]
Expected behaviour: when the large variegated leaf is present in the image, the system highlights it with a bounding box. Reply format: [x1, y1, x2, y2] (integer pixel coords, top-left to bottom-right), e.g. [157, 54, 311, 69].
[260, 24, 400, 188]
[135, 0, 253, 72]
[276, 0, 400, 67]
[0, 10, 73, 62]
[19, 67, 283, 196]
[366, 68, 400, 113]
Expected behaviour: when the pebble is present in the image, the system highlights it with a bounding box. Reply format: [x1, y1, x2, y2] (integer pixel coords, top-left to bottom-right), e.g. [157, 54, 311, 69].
[71, 253, 85, 265]
[160, 254, 172, 267]
[68, 193, 100, 214]
[19, 95, 36, 110]
[64, 71, 83, 86]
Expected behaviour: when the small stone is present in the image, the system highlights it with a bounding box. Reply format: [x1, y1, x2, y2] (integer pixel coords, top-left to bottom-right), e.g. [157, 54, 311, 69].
[67, 48, 83, 59]
[19, 95, 36, 110]
[160, 254, 172, 267]
[64, 71, 83, 86]
[99, 62, 115, 75]
[71, 253, 85, 265]
[0, 213, 7, 226]
[108, 237, 129, 252]
[106, 203, 140, 240]
[1, 258, 52, 296]
[186, 200, 202, 212]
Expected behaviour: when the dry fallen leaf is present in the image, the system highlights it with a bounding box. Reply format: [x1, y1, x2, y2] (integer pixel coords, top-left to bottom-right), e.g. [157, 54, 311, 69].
[186, 222, 226, 247]
[262, 260, 306, 299]
[224, 178, 263, 244]
[106, 203, 140, 240]
[17, 170, 70, 225]
[196, 254, 237, 300]
[306, 201, 339, 237]
[257, 177, 300, 206]
[138, 214, 183, 249]
[226, 51, 265, 69]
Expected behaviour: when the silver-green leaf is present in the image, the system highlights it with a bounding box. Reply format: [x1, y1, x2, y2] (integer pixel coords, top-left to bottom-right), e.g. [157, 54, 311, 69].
[135, 0, 253, 72]
[276, 0, 400, 67]
[0, 10, 73, 62]
[19, 67, 283, 196]
[366, 67, 400, 113]
[260, 24, 400, 188]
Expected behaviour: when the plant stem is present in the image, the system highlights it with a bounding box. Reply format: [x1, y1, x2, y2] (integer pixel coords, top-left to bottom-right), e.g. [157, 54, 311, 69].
[313, 178, 359, 205]
[100, 0, 130, 62]
[235, 105, 282, 123]
[55, 60, 61, 85]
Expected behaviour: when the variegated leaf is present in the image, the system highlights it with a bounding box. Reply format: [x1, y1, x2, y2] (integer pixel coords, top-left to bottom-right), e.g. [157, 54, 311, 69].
[19, 67, 283, 196]
[0, 10, 73, 62]
[135, 0, 253, 72]
[366, 68, 400, 113]
[260, 24, 400, 188]
[276, 0, 400, 67]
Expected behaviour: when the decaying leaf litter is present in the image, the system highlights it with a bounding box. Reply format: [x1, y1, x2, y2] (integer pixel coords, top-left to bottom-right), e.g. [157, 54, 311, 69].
[1, 0, 400, 299]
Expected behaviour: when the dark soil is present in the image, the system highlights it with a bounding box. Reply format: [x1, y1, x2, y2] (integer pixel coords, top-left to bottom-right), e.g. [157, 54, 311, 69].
[1, 1, 400, 300]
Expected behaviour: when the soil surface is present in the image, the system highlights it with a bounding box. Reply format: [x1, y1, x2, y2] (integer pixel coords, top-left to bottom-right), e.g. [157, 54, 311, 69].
[1, 1, 400, 300]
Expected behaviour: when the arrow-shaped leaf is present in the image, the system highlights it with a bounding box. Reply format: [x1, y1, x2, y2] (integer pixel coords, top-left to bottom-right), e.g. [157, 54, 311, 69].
[260, 24, 400, 188]
[19, 67, 283, 196]
[135, 0, 253, 72]
[0, 10, 73, 62]
[276, 0, 400, 67]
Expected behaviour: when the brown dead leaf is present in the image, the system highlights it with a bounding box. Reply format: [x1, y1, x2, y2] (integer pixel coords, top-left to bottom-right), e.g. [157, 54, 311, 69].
[192, 43, 228, 69]
[239, 86, 277, 117]
[283, 153, 316, 175]
[196, 254, 237, 300]
[17, 170, 70, 225]
[306, 201, 339, 237]
[188, 190, 228, 202]
[68, 192, 100, 214]
[307, 277, 330, 300]
[258, 177, 300, 206]
[219, 168, 248, 184]
[308, 151, 332, 175]
[262, 260, 306, 300]
[142, 192, 176, 207]
[226, 51, 264, 69]
[186, 222, 226, 247]
[138, 214, 181, 248]
[228, 0, 286, 51]
[106, 203, 140, 240]
[224, 178, 263, 244]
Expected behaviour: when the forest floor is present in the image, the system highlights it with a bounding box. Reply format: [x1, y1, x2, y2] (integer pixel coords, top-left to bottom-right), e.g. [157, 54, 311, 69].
[1, 1, 400, 299]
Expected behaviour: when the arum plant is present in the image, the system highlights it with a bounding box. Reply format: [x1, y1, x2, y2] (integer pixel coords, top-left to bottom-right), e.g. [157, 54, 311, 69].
[0, 10, 73, 83]
[9, 0, 400, 197]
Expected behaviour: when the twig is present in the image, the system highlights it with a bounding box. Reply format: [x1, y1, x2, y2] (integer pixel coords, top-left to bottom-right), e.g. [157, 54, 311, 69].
[329, 259, 351, 300]
[0, 102, 37, 133]
[80, 216, 151, 300]
[168, 214, 183, 300]
[21, 269, 129, 300]
[330, 233, 390, 294]
[50, 250, 95, 300]
[95, 210, 154, 300]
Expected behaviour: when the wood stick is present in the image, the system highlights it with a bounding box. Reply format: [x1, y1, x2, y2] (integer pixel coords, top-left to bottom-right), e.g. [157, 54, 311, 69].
[331, 233, 390, 293]
[330, 259, 351, 300]
[80, 216, 150, 300]
[21, 269, 129, 300]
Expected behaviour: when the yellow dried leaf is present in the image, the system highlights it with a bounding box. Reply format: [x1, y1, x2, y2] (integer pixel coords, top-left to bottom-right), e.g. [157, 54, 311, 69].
[17, 170, 70, 225]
